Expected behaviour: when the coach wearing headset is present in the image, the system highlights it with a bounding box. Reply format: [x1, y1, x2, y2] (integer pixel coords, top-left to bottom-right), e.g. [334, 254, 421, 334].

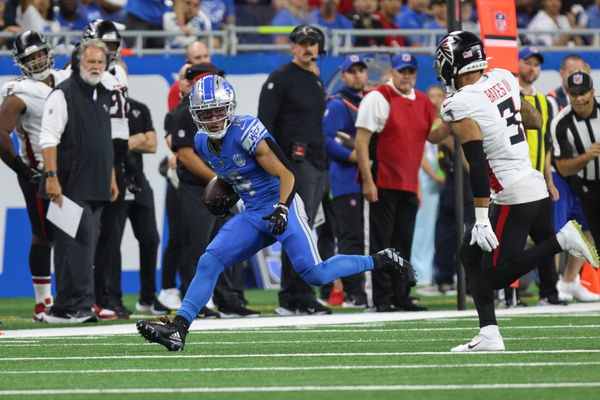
[258, 25, 331, 316]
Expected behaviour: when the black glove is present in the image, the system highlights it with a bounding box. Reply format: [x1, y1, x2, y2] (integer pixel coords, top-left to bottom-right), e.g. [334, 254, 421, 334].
[205, 194, 240, 217]
[262, 203, 289, 235]
[9, 156, 42, 184]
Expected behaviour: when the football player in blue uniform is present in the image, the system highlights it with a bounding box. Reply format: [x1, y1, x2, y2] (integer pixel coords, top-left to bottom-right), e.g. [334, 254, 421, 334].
[137, 74, 417, 351]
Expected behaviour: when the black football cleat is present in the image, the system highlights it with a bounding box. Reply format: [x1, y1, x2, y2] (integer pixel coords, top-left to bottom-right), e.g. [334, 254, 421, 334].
[372, 248, 417, 287]
[137, 317, 187, 351]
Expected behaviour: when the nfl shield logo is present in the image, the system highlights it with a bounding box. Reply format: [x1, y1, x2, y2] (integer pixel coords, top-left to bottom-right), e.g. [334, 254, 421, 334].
[573, 74, 583, 85]
[495, 11, 507, 32]
[402, 53, 411, 62]
[233, 153, 246, 167]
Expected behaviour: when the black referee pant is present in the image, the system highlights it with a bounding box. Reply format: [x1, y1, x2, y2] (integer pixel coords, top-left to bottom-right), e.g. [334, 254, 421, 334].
[161, 180, 183, 290]
[461, 197, 562, 328]
[278, 160, 326, 308]
[574, 179, 600, 248]
[332, 193, 365, 298]
[370, 189, 418, 308]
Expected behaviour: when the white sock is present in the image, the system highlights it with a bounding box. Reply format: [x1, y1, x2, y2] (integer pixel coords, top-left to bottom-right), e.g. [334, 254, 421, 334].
[480, 325, 500, 338]
[32, 276, 52, 305]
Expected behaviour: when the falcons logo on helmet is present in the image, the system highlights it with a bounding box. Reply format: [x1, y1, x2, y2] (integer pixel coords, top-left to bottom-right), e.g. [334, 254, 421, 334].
[437, 36, 455, 64]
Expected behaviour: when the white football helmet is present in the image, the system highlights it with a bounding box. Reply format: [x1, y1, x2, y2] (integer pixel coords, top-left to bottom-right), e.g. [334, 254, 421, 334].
[189, 74, 236, 140]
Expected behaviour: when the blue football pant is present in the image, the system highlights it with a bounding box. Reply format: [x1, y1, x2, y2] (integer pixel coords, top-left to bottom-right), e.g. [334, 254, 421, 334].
[177, 195, 374, 323]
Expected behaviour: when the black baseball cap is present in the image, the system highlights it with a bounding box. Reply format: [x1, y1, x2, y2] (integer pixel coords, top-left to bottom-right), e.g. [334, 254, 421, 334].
[185, 63, 225, 80]
[566, 70, 593, 94]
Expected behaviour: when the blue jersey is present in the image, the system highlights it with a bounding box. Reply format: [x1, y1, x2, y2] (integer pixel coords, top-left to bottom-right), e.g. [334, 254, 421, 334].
[194, 115, 280, 212]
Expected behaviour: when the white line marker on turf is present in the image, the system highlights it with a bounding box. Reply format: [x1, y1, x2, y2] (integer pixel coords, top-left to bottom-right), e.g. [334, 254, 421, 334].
[3, 361, 600, 375]
[2, 303, 599, 339]
[3, 349, 600, 361]
[2, 382, 600, 395]
[2, 336, 599, 347]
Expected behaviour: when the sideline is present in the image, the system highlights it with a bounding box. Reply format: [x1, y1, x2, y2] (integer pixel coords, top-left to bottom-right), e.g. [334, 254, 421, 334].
[1, 303, 599, 339]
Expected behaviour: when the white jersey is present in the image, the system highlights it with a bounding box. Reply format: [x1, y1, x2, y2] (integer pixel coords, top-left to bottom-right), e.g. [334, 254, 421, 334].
[441, 68, 548, 205]
[0, 69, 71, 168]
[101, 64, 129, 141]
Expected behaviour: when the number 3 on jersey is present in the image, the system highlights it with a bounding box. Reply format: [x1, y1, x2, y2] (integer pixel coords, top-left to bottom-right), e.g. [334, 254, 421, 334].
[497, 97, 525, 145]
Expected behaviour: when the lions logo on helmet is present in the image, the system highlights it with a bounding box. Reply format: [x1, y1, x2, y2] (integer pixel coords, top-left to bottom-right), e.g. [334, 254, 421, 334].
[434, 31, 488, 93]
[12, 31, 54, 81]
[189, 75, 237, 140]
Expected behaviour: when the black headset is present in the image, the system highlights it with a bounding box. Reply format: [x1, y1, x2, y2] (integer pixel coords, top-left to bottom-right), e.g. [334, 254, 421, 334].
[289, 25, 326, 56]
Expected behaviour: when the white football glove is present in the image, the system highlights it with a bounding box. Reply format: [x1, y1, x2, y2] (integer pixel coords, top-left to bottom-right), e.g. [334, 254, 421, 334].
[470, 207, 499, 252]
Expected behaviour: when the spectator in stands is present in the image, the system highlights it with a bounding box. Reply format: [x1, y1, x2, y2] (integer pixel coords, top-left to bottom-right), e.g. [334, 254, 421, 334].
[201, 0, 236, 31]
[95, 0, 128, 24]
[395, 0, 428, 47]
[345, 0, 384, 47]
[235, 0, 277, 44]
[55, 0, 89, 31]
[123, 0, 170, 48]
[79, 0, 110, 23]
[460, 0, 479, 33]
[420, 0, 446, 47]
[271, 0, 311, 45]
[527, 0, 583, 46]
[309, 0, 354, 48]
[516, 0, 539, 29]
[586, 0, 600, 28]
[167, 40, 214, 111]
[163, 0, 212, 49]
[0, 0, 21, 48]
[375, 0, 404, 47]
[16, 0, 60, 38]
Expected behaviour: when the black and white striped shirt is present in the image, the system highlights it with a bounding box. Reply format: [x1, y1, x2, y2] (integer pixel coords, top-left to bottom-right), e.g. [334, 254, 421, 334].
[550, 97, 600, 181]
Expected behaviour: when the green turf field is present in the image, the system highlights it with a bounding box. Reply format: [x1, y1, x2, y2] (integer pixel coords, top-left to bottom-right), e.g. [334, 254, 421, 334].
[1, 290, 600, 400]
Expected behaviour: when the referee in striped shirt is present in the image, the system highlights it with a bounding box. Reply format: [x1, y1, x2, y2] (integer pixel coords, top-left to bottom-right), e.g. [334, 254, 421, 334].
[551, 70, 600, 247]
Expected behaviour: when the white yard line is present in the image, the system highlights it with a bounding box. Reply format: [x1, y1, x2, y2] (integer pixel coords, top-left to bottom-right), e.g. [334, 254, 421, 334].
[1, 336, 599, 347]
[2, 382, 600, 395]
[3, 361, 600, 374]
[3, 349, 600, 361]
[1, 302, 599, 339]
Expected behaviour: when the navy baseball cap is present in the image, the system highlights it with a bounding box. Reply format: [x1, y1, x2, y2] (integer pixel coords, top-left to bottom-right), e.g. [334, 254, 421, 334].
[518, 47, 544, 64]
[341, 54, 367, 72]
[391, 53, 418, 71]
[566, 70, 593, 94]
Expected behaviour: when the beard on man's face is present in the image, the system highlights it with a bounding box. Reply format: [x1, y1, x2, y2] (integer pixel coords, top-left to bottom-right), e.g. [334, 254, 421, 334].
[80, 65, 103, 85]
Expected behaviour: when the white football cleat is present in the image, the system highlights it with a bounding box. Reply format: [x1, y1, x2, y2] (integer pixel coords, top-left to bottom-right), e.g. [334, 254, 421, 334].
[157, 288, 182, 310]
[451, 331, 505, 352]
[557, 276, 600, 302]
[557, 221, 599, 269]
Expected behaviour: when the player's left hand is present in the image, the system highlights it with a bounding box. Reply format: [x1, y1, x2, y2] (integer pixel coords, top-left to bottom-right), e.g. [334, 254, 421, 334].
[263, 203, 289, 235]
[470, 218, 499, 252]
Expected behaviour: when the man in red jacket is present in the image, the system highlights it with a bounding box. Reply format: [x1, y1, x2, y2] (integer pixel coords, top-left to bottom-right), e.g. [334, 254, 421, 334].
[355, 52, 450, 312]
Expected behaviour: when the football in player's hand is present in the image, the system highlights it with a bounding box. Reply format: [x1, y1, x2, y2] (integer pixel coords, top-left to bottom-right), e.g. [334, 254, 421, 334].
[202, 176, 240, 216]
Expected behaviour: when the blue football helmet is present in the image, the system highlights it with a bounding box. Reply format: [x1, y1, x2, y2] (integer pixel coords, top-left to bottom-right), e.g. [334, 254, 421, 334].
[189, 74, 236, 140]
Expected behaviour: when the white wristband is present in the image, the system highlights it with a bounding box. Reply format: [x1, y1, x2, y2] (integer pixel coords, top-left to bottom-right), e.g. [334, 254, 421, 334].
[475, 207, 489, 221]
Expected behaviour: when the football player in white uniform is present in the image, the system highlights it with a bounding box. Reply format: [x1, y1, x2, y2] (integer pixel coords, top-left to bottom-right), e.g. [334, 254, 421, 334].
[434, 31, 599, 352]
[0, 31, 70, 321]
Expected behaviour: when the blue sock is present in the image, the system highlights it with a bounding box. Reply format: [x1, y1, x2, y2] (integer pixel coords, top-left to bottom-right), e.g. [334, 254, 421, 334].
[301, 255, 373, 286]
[177, 252, 225, 323]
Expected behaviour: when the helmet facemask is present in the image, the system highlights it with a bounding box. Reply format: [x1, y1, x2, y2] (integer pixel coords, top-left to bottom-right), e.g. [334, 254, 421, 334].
[16, 46, 54, 81]
[102, 38, 121, 68]
[189, 75, 236, 140]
